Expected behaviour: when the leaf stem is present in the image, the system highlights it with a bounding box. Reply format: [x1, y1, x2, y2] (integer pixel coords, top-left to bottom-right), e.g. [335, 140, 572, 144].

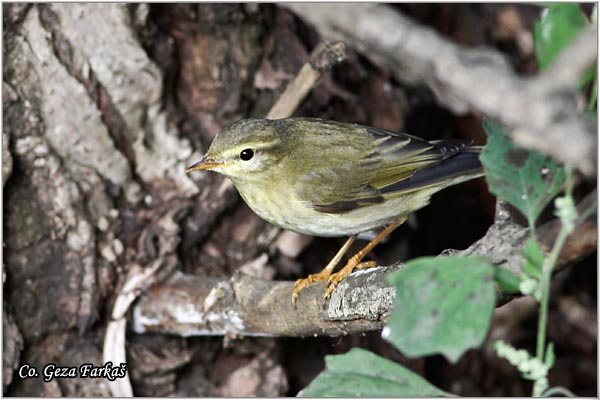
[528, 218, 538, 243]
[533, 167, 574, 394]
[534, 225, 569, 359]
[587, 73, 597, 111]
[542, 386, 576, 397]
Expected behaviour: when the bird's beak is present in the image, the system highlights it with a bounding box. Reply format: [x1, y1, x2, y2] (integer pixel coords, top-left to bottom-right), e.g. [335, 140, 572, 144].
[185, 156, 224, 173]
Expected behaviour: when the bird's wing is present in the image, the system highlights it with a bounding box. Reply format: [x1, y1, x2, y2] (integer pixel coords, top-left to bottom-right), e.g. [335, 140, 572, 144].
[295, 123, 480, 214]
[292, 121, 384, 213]
[296, 163, 384, 213]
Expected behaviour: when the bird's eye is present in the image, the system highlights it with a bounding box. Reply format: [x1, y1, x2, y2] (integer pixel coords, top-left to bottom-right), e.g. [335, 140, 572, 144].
[239, 148, 254, 161]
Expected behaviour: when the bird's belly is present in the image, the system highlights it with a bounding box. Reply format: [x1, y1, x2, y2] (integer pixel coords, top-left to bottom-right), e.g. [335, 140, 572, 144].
[235, 182, 439, 237]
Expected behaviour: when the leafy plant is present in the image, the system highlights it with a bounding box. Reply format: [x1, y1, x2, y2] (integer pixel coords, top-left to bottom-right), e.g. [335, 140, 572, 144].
[385, 257, 495, 362]
[534, 3, 595, 88]
[299, 348, 451, 397]
[535, 4, 587, 66]
[479, 119, 565, 235]
[490, 5, 596, 396]
[483, 123, 577, 397]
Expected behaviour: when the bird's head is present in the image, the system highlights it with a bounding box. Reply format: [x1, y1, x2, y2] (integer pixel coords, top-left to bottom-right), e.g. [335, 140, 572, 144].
[185, 118, 284, 181]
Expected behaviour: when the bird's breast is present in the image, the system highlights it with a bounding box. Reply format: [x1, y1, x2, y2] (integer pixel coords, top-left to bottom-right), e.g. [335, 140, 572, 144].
[230, 178, 437, 237]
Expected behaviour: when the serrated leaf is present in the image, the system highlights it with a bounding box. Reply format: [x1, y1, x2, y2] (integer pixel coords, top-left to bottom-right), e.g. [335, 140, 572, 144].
[494, 267, 521, 294]
[480, 119, 566, 227]
[385, 256, 496, 363]
[523, 238, 544, 280]
[299, 348, 450, 397]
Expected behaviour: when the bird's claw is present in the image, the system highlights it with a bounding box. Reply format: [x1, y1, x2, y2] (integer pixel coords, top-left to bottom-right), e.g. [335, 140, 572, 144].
[293, 260, 378, 307]
[322, 260, 378, 301]
[292, 270, 332, 307]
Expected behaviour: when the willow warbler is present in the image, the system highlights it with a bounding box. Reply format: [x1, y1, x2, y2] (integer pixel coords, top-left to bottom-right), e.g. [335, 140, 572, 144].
[186, 118, 484, 303]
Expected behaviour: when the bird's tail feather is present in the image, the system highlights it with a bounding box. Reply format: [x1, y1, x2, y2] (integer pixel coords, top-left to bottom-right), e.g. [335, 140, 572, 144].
[381, 148, 484, 195]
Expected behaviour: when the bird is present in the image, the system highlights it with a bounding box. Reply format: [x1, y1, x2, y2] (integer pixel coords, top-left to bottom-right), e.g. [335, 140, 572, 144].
[186, 117, 484, 304]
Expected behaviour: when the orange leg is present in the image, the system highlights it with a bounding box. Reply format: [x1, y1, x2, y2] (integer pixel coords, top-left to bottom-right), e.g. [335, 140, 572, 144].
[292, 235, 357, 305]
[324, 220, 405, 300]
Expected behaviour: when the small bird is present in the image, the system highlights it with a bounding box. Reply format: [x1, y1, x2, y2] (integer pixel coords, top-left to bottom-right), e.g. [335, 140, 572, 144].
[186, 118, 484, 304]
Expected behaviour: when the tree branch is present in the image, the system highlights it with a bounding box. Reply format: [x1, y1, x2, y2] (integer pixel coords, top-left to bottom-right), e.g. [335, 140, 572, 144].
[267, 40, 347, 119]
[132, 265, 395, 337]
[282, 3, 597, 176]
[131, 193, 596, 337]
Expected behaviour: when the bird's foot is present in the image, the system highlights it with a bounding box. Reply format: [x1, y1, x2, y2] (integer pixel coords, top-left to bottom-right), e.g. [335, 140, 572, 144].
[323, 260, 378, 300]
[292, 269, 333, 306]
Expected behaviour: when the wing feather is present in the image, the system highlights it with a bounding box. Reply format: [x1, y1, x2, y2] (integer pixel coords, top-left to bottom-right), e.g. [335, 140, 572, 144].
[289, 119, 481, 214]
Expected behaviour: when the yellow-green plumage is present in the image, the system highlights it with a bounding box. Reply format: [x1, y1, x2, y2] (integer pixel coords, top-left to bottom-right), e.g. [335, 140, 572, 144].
[188, 117, 484, 237]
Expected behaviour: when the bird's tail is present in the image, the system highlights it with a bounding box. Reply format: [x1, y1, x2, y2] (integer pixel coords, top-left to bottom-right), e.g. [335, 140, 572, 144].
[463, 145, 484, 154]
[382, 145, 485, 194]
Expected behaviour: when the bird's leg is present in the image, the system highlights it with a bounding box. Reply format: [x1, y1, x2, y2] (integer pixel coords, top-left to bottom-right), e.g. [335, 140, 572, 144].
[292, 234, 357, 305]
[324, 219, 405, 300]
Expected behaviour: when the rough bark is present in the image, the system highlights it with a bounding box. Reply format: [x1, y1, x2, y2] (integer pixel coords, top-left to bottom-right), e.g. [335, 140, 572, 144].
[3, 3, 203, 395]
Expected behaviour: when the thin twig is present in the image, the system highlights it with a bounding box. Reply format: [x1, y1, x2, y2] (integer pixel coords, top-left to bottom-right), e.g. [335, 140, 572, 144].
[266, 40, 347, 119]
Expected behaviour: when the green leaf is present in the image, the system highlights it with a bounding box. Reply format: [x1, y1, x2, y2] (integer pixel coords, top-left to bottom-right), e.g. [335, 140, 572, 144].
[523, 238, 544, 280]
[494, 267, 521, 294]
[480, 119, 566, 228]
[587, 70, 597, 111]
[534, 4, 587, 67]
[519, 277, 542, 301]
[585, 108, 598, 123]
[588, 5, 598, 110]
[385, 256, 496, 363]
[544, 342, 556, 369]
[534, 4, 594, 86]
[586, 70, 598, 110]
[299, 348, 450, 397]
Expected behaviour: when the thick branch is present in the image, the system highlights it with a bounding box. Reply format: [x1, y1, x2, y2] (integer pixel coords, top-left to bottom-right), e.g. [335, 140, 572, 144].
[132, 265, 395, 337]
[131, 194, 596, 337]
[453, 190, 597, 276]
[282, 4, 597, 176]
